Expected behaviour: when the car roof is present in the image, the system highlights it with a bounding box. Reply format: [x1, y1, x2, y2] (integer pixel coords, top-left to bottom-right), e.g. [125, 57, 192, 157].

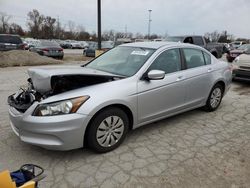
[120, 41, 194, 49]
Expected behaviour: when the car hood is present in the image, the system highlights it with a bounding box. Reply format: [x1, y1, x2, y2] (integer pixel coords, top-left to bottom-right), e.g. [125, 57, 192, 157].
[235, 54, 250, 66]
[230, 49, 245, 54]
[28, 65, 122, 94]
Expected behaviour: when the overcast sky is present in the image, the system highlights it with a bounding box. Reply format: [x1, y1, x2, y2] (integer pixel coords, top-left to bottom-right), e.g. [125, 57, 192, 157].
[1, 0, 250, 38]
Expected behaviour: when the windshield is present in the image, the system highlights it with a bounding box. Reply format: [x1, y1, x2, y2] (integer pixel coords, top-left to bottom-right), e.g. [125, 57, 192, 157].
[166, 37, 184, 42]
[237, 44, 250, 50]
[86, 46, 155, 77]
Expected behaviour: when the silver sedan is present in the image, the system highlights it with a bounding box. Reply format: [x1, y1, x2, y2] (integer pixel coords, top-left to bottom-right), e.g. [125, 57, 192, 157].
[8, 42, 232, 152]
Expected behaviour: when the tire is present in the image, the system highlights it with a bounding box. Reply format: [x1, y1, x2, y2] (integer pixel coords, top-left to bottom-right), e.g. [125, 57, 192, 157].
[204, 84, 223, 112]
[86, 107, 129, 153]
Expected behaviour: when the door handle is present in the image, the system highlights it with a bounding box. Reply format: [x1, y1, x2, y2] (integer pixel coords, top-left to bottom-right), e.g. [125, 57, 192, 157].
[207, 68, 213, 72]
[176, 75, 184, 81]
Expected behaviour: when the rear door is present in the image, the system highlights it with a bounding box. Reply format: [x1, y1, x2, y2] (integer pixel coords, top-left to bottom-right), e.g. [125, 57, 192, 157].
[137, 48, 187, 124]
[181, 48, 213, 107]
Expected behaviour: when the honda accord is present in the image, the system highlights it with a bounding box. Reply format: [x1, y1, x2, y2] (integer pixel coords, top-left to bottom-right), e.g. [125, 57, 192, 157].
[8, 42, 232, 152]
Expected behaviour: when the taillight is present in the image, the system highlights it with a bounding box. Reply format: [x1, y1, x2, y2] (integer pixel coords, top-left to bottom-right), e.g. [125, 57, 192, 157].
[42, 48, 49, 52]
[58, 48, 63, 52]
[20, 44, 25, 50]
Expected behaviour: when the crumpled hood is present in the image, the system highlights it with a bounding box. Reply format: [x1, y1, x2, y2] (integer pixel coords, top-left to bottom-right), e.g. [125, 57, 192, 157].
[28, 65, 118, 94]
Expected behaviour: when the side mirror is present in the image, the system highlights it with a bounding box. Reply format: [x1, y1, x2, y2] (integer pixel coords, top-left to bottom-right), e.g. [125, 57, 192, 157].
[147, 70, 165, 80]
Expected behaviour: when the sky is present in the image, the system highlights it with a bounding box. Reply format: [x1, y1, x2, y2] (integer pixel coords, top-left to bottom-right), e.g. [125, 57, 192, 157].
[1, 0, 250, 38]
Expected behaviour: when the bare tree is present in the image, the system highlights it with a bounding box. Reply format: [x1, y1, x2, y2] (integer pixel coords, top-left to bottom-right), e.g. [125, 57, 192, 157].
[135, 32, 144, 39]
[8, 23, 24, 35]
[68, 21, 75, 33]
[41, 16, 56, 39]
[27, 9, 44, 38]
[0, 12, 11, 33]
[204, 30, 221, 42]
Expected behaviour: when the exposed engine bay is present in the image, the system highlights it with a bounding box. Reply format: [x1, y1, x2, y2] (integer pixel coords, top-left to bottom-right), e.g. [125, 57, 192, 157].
[8, 66, 124, 113]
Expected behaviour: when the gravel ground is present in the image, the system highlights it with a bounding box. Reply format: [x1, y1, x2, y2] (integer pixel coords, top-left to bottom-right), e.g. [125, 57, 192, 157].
[0, 65, 250, 188]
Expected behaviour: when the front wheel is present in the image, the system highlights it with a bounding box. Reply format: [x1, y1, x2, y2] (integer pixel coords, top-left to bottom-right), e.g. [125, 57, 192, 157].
[86, 107, 129, 153]
[204, 84, 223, 112]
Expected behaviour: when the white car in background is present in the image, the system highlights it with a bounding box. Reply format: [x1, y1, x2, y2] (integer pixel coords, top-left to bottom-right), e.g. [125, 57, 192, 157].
[232, 51, 250, 81]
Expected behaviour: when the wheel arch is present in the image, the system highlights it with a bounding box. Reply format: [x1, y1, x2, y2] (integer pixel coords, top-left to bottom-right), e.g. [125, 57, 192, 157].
[83, 103, 134, 147]
[214, 80, 225, 95]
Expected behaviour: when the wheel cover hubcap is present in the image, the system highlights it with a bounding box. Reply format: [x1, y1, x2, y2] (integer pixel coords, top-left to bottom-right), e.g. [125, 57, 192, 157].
[210, 88, 222, 108]
[96, 116, 124, 147]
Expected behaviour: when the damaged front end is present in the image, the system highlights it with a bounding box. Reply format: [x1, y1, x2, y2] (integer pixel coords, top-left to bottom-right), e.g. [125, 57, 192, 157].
[8, 78, 42, 113]
[8, 66, 124, 113]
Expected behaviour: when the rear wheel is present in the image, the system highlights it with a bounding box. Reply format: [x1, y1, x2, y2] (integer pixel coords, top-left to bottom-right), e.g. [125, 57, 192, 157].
[86, 107, 129, 153]
[204, 84, 223, 112]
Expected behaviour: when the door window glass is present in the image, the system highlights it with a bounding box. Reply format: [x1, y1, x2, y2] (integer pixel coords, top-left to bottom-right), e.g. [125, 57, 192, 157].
[203, 51, 211, 65]
[149, 49, 181, 74]
[183, 48, 206, 69]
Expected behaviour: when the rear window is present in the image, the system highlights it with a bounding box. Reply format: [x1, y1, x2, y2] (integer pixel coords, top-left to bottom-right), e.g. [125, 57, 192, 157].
[0, 35, 22, 44]
[39, 41, 60, 47]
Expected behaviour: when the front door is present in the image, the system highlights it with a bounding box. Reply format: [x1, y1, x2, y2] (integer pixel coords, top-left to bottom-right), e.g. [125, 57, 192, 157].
[137, 48, 187, 124]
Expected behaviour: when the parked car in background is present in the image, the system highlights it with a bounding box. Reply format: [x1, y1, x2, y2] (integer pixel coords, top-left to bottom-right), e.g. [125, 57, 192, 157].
[29, 40, 64, 59]
[79, 41, 89, 49]
[8, 42, 231, 152]
[231, 41, 247, 49]
[166, 35, 224, 58]
[59, 40, 72, 49]
[114, 38, 132, 46]
[64, 40, 82, 49]
[226, 44, 250, 62]
[84, 42, 97, 57]
[83, 41, 114, 57]
[231, 51, 250, 81]
[0, 34, 25, 51]
[24, 38, 40, 49]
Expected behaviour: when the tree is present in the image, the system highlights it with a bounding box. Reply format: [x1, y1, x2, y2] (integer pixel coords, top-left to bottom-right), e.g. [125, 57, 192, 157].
[41, 16, 56, 39]
[204, 30, 220, 42]
[205, 30, 234, 43]
[8, 23, 24, 36]
[135, 32, 144, 39]
[0, 12, 11, 33]
[27, 9, 44, 38]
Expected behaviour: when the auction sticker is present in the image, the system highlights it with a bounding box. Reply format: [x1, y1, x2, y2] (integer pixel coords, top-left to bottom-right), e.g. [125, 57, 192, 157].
[131, 51, 149, 56]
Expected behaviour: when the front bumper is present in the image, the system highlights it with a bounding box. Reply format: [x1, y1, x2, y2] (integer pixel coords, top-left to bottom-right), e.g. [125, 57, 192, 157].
[233, 69, 250, 81]
[9, 106, 92, 150]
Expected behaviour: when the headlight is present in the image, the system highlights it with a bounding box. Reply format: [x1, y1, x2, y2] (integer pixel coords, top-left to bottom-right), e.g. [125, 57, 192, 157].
[33, 96, 89, 116]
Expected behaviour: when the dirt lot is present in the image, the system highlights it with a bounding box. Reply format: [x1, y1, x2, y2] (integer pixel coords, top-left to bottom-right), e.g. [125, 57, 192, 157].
[0, 65, 250, 188]
[0, 50, 93, 67]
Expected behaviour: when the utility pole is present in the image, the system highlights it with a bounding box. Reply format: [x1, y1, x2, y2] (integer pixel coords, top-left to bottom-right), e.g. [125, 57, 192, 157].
[125, 25, 127, 38]
[147, 9, 152, 40]
[57, 15, 60, 39]
[97, 0, 101, 50]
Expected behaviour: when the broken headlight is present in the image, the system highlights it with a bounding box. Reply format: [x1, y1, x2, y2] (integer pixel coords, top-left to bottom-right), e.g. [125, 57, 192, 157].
[33, 96, 89, 116]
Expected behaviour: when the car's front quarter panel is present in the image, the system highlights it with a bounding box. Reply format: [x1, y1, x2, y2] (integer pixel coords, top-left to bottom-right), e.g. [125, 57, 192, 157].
[8, 101, 92, 150]
[77, 77, 138, 124]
